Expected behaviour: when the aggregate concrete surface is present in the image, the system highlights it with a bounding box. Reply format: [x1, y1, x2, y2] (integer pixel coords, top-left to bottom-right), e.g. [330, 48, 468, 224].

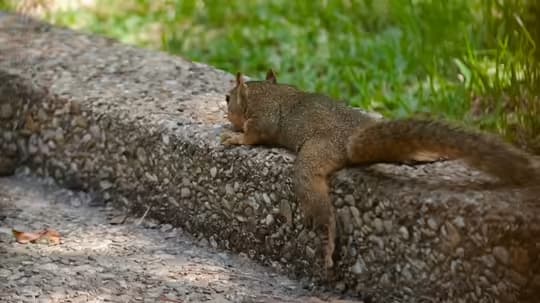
[0, 172, 360, 303]
[1, 12, 539, 302]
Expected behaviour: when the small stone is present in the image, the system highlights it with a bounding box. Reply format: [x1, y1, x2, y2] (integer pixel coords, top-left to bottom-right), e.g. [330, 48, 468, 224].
[265, 214, 274, 226]
[335, 282, 346, 292]
[334, 197, 344, 208]
[262, 193, 271, 204]
[180, 188, 191, 198]
[182, 177, 190, 186]
[383, 220, 393, 233]
[81, 133, 92, 143]
[455, 247, 465, 258]
[39, 141, 50, 155]
[198, 238, 209, 247]
[372, 218, 384, 234]
[344, 194, 355, 205]
[2, 131, 12, 141]
[99, 180, 113, 190]
[399, 226, 410, 240]
[103, 192, 112, 202]
[338, 208, 353, 234]
[402, 268, 413, 280]
[0, 268, 11, 277]
[348, 246, 357, 257]
[73, 116, 88, 128]
[348, 207, 361, 226]
[305, 246, 316, 259]
[162, 134, 170, 145]
[481, 254, 496, 269]
[38, 263, 58, 272]
[379, 273, 391, 286]
[145, 172, 158, 183]
[210, 167, 217, 178]
[209, 237, 218, 249]
[453, 216, 465, 228]
[427, 217, 439, 230]
[136, 147, 147, 164]
[351, 256, 367, 275]
[225, 183, 234, 195]
[18, 285, 40, 297]
[110, 215, 127, 225]
[442, 222, 460, 249]
[244, 206, 254, 217]
[89, 124, 101, 139]
[144, 220, 158, 229]
[493, 246, 510, 265]
[236, 215, 247, 222]
[369, 235, 384, 249]
[70, 197, 82, 207]
[221, 198, 232, 210]
[0, 103, 14, 119]
[160, 224, 173, 232]
[54, 128, 64, 143]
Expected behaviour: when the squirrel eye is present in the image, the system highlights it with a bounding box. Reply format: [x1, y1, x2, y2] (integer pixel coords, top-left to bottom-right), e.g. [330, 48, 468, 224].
[225, 95, 230, 103]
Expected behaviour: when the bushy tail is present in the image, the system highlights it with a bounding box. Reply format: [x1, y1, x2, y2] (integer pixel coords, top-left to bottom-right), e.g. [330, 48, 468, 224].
[346, 118, 539, 185]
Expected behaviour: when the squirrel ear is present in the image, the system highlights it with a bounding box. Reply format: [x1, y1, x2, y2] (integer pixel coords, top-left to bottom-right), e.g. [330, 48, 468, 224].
[236, 72, 245, 87]
[235, 72, 248, 100]
[266, 69, 277, 84]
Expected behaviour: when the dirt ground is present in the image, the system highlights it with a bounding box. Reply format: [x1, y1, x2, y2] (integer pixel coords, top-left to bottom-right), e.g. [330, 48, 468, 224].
[0, 173, 363, 303]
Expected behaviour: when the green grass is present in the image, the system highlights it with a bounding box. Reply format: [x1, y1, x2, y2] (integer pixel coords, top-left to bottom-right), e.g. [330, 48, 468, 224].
[4, 0, 540, 152]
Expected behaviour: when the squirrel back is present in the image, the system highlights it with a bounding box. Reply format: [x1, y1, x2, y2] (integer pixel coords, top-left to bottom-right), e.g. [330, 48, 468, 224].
[226, 72, 378, 153]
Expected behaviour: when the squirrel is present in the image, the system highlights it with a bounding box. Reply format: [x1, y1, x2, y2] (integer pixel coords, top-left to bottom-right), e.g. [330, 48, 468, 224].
[221, 69, 539, 273]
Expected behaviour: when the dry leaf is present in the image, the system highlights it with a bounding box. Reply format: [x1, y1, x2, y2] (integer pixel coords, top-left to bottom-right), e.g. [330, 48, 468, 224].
[12, 228, 62, 245]
[41, 228, 62, 245]
[12, 229, 42, 244]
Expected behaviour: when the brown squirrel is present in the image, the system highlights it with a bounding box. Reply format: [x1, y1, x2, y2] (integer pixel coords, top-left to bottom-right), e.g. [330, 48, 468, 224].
[221, 69, 539, 272]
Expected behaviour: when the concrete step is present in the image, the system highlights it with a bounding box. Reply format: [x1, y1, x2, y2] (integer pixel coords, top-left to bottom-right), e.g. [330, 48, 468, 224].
[0, 13, 539, 302]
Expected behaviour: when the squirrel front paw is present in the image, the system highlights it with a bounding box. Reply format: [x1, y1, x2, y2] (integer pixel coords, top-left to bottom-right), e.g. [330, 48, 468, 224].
[220, 131, 244, 146]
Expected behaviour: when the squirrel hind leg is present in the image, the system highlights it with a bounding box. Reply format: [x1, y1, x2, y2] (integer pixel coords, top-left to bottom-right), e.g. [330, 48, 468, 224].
[296, 177, 337, 274]
[293, 140, 346, 274]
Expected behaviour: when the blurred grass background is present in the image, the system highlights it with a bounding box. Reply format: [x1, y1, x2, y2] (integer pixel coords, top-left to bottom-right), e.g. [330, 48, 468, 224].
[2, 0, 539, 153]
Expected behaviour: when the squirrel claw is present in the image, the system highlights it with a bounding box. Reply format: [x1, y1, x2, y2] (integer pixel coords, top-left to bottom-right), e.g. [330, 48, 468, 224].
[302, 213, 336, 276]
[324, 249, 334, 268]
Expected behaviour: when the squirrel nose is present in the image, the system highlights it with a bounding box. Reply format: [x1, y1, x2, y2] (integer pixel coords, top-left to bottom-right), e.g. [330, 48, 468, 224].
[225, 95, 230, 103]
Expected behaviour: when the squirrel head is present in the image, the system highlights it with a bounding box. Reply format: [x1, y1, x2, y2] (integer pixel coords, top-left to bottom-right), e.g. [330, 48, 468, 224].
[225, 69, 277, 131]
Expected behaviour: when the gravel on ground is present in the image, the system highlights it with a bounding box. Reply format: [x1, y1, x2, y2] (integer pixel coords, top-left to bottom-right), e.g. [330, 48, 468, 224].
[0, 173, 361, 303]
